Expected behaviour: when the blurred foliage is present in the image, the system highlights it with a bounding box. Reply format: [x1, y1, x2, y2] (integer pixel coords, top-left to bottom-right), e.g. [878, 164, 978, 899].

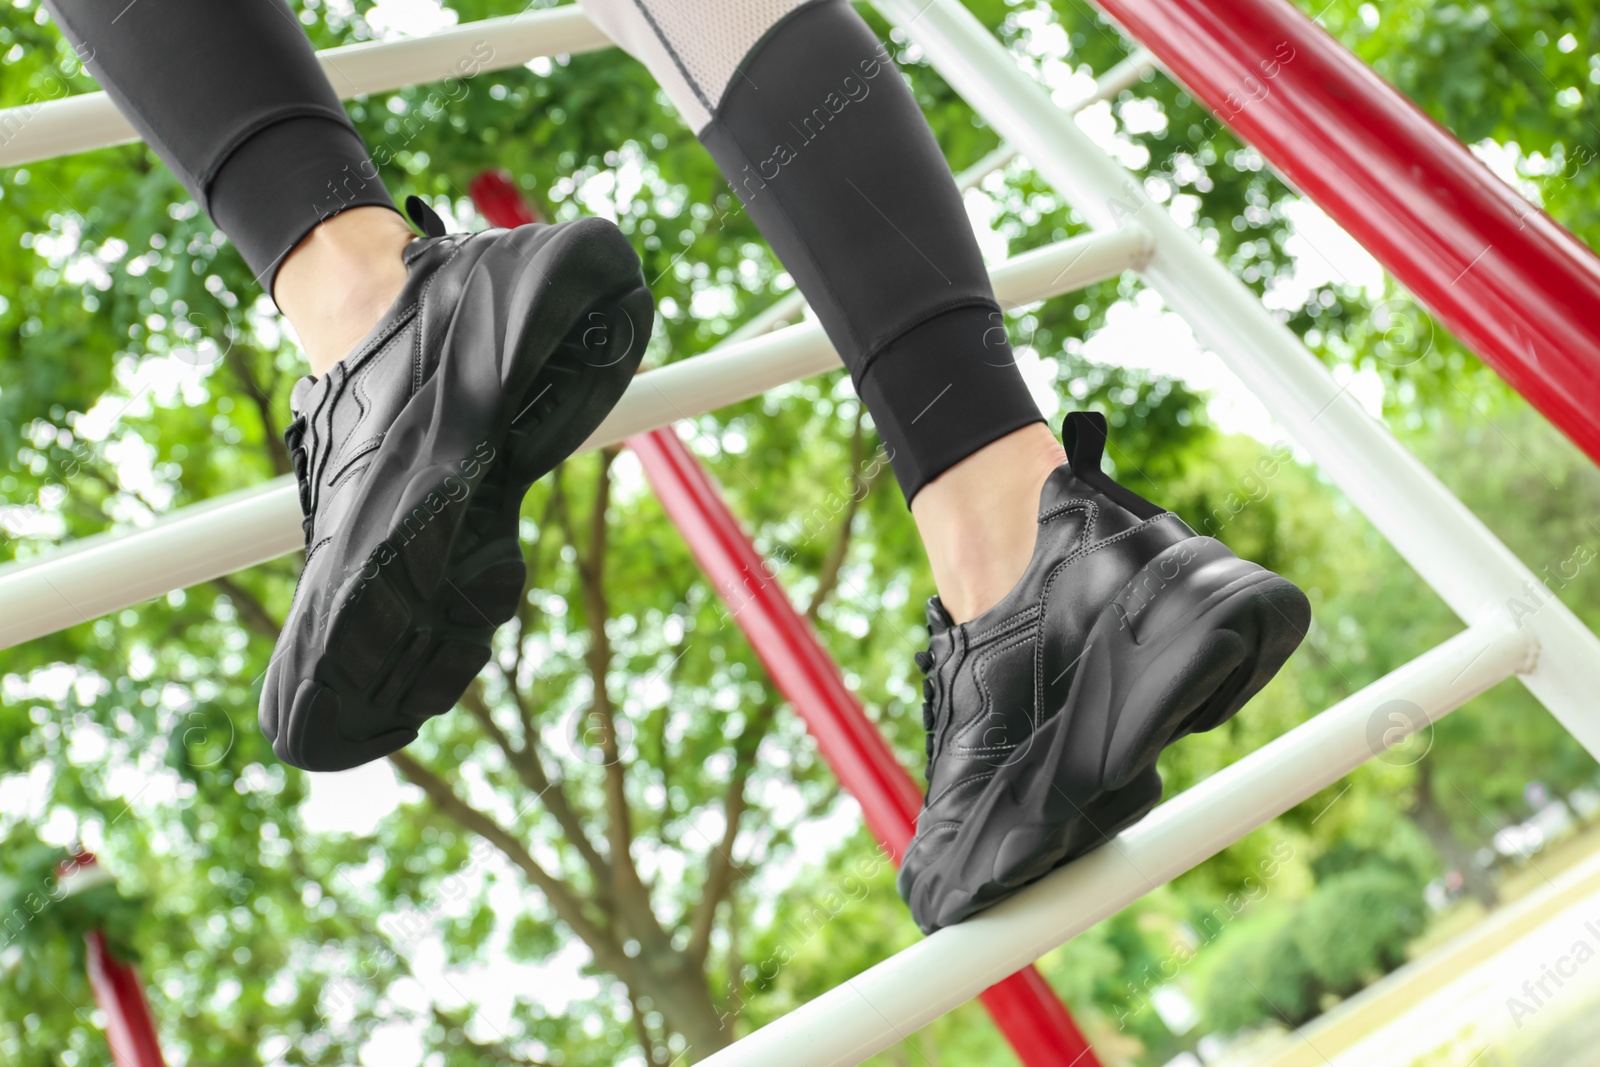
[0, 836, 145, 981]
[1197, 865, 1427, 1032]
[1, 0, 1598, 1064]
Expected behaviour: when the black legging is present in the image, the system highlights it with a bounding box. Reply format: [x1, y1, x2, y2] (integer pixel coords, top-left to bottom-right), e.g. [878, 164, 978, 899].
[43, 0, 1043, 503]
[43, 0, 396, 294]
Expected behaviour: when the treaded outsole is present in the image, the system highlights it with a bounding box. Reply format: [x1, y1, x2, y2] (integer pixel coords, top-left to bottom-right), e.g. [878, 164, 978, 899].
[924, 765, 1165, 930]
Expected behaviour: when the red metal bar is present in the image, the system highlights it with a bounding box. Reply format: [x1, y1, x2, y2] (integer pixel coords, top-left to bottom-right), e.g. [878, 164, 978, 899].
[85, 931, 167, 1067]
[60, 854, 167, 1067]
[1093, 0, 1600, 466]
[470, 173, 1104, 1066]
[470, 170, 542, 227]
[626, 429, 924, 856]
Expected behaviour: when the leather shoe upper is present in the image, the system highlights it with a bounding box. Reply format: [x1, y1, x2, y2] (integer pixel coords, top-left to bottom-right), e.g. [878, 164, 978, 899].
[913, 413, 1193, 827]
[284, 231, 466, 572]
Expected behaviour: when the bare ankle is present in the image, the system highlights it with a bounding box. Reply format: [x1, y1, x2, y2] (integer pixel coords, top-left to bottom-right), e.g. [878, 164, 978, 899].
[912, 423, 1065, 623]
[275, 206, 415, 375]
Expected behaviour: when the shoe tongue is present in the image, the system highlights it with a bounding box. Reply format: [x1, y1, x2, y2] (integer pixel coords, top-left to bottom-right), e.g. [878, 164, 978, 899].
[925, 597, 954, 635]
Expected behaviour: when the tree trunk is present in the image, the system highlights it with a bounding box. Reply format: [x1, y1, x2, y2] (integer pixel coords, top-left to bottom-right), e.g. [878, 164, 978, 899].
[1408, 759, 1499, 909]
[635, 955, 732, 1059]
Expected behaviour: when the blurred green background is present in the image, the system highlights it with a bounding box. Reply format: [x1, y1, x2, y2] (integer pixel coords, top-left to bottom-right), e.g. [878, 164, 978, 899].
[2, 0, 1598, 1064]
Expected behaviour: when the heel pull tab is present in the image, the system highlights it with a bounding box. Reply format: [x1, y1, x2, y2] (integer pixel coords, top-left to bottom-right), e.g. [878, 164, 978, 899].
[1063, 410, 1108, 476]
[405, 195, 448, 238]
[1061, 410, 1166, 521]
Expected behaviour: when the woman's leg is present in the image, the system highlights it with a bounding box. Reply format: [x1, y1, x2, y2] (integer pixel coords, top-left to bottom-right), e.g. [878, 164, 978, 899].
[46, 0, 653, 771]
[582, 0, 1061, 624]
[43, 0, 413, 373]
[583, 0, 1310, 934]
[273, 209, 415, 374]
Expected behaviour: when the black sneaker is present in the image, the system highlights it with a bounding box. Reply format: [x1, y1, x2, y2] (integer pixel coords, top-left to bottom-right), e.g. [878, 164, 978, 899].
[259, 198, 652, 771]
[897, 412, 1310, 931]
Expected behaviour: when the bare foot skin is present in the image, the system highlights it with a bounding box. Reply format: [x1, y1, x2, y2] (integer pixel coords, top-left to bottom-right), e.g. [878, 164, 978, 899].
[273, 206, 416, 375]
[911, 422, 1067, 623]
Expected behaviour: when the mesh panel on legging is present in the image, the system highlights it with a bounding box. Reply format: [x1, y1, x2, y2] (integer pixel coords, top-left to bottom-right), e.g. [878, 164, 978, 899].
[579, 0, 811, 130]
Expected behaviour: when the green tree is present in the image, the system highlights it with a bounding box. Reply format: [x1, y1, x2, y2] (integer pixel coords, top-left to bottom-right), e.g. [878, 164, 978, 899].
[3, 0, 1599, 1064]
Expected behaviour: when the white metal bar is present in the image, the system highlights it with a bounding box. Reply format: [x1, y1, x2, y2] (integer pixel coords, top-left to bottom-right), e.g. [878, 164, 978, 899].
[3, 9, 1153, 175]
[0, 482, 306, 641]
[0, 6, 611, 169]
[1081, 45, 1157, 103]
[0, 225, 1151, 648]
[954, 47, 1154, 194]
[700, 620, 1532, 1067]
[873, 0, 1600, 755]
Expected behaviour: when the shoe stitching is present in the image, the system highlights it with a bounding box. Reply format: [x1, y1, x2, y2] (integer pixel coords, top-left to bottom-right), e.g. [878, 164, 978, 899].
[927, 625, 970, 780]
[1032, 557, 1086, 741]
[351, 360, 371, 423]
[1063, 512, 1187, 567]
[1039, 497, 1095, 526]
[1031, 514, 1192, 750]
[960, 500, 1111, 749]
[965, 604, 1040, 645]
[328, 460, 371, 491]
[302, 237, 462, 511]
[412, 239, 467, 395]
[1039, 498, 1098, 558]
[955, 739, 1024, 758]
[958, 628, 1038, 750]
[925, 770, 997, 810]
[956, 744, 1021, 758]
[327, 350, 381, 476]
[300, 367, 341, 532]
[340, 301, 419, 377]
[329, 435, 385, 484]
[324, 295, 431, 481]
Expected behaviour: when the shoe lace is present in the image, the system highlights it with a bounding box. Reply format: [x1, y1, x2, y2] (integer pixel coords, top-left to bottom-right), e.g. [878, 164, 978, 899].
[913, 648, 936, 767]
[283, 412, 315, 545]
